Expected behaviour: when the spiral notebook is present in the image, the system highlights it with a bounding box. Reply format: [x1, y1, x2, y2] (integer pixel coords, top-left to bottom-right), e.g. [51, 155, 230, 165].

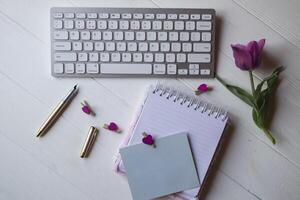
[114, 84, 228, 199]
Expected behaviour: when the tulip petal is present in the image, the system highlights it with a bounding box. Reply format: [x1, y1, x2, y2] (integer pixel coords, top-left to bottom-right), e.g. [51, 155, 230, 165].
[247, 41, 260, 68]
[258, 39, 266, 51]
[231, 44, 253, 70]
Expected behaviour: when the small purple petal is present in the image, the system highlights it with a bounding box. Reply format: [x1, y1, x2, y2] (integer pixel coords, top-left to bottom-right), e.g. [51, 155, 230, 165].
[231, 44, 253, 70]
[82, 106, 91, 114]
[142, 135, 154, 145]
[197, 84, 208, 92]
[108, 122, 118, 131]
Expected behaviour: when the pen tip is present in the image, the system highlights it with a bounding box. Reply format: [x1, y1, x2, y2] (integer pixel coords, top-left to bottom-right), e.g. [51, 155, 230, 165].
[74, 84, 78, 90]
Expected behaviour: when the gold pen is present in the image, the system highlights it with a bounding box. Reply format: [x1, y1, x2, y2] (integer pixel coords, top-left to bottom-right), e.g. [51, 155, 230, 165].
[80, 126, 98, 158]
[36, 84, 78, 137]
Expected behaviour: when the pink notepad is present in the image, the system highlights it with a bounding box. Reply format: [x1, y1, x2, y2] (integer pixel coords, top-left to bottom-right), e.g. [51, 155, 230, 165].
[114, 84, 228, 199]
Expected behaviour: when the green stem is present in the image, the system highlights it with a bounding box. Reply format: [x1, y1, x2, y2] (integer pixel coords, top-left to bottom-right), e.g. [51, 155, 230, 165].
[249, 70, 255, 96]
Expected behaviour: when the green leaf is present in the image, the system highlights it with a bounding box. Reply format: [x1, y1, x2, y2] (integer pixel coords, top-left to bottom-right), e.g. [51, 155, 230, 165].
[216, 76, 254, 107]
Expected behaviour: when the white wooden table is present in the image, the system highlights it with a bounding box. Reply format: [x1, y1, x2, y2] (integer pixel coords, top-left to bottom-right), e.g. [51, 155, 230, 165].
[0, 0, 300, 199]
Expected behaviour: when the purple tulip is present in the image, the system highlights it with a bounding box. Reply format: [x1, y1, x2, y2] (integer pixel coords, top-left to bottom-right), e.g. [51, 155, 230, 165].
[231, 39, 265, 71]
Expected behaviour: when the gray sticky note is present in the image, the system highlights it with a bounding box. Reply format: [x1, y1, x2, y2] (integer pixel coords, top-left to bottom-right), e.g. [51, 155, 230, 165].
[120, 132, 200, 200]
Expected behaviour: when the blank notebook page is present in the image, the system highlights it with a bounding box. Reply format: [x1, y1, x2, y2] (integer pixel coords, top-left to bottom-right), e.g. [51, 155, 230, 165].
[127, 86, 228, 195]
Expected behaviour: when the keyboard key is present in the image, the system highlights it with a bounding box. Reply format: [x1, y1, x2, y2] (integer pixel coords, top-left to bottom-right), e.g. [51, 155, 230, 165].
[144, 53, 153, 62]
[76, 63, 85, 73]
[133, 13, 143, 19]
[169, 32, 178, 41]
[117, 42, 126, 51]
[100, 53, 110, 62]
[111, 52, 121, 62]
[185, 21, 195, 30]
[95, 42, 104, 51]
[110, 13, 120, 18]
[128, 42, 137, 51]
[200, 69, 211, 75]
[136, 32, 146, 41]
[87, 63, 99, 73]
[139, 42, 148, 51]
[120, 21, 129, 29]
[83, 42, 93, 51]
[65, 63, 75, 73]
[182, 43, 192, 52]
[160, 42, 170, 52]
[163, 21, 173, 30]
[167, 14, 177, 19]
[54, 42, 71, 51]
[89, 53, 99, 61]
[130, 21, 140, 30]
[122, 13, 132, 19]
[86, 20, 96, 29]
[87, 13, 97, 18]
[53, 20, 63, 29]
[125, 31, 134, 40]
[101, 64, 152, 74]
[155, 53, 164, 62]
[191, 32, 200, 41]
[179, 14, 188, 19]
[174, 21, 184, 30]
[122, 53, 132, 62]
[54, 53, 76, 61]
[78, 53, 88, 61]
[75, 20, 85, 29]
[142, 21, 151, 30]
[54, 31, 68, 40]
[108, 20, 118, 29]
[81, 31, 90, 40]
[133, 53, 142, 62]
[188, 53, 211, 63]
[99, 13, 109, 19]
[156, 14, 166, 19]
[54, 63, 64, 73]
[145, 14, 154, 19]
[193, 43, 211, 52]
[65, 13, 75, 18]
[114, 32, 124, 40]
[64, 20, 74, 29]
[70, 31, 79, 40]
[158, 32, 167, 41]
[202, 14, 212, 20]
[178, 69, 188, 75]
[103, 31, 113, 40]
[97, 20, 107, 29]
[53, 13, 63, 18]
[153, 64, 166, 74]
[166, 53, 175, 62]
[190, 14, 200, 20]
[177, 53, 186, 62]
[149, 42, 159, 51]
[202, 32, 211, 41]
[92, 31, 102, 40]
[147, 32, 156, 41]
[179, 32, 189, 41]
[106, 42, 115, 51]
[167, 64, 177, 74]
[189, 64, 199, 70]
[171, 43, 181, 52]
[152, 21, 162, 30]
[196, 21, 212, 30]
[189, 69, 199, 75]
[73, 42, 82, 51]
[76, 13, 86, 18]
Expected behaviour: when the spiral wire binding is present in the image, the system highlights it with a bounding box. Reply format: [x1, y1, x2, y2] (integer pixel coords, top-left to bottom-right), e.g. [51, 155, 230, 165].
[152, 84, 228, 121]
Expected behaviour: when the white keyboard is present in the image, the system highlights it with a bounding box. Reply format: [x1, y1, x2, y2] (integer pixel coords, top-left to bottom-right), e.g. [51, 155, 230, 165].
[51, 7, 216, 77]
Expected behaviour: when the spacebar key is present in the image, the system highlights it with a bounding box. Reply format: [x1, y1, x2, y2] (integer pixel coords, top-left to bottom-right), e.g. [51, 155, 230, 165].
[101, 64, 152, 74]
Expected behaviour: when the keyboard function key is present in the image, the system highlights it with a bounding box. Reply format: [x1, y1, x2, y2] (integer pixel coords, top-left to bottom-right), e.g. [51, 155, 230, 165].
[76, 13, 86, 19]
[156, 14, 166, 19]
[110, 13, 120, 18]
[167, 14, 177, 19]
[202, 14, 212, 20]
[65, 13, 75, 18]
[53, 13, 63, 18]
[75, 20, 85, 29]
[179, 14, 189, 19]
[54, 42, 71, 51]
[133, 13, 143, 19]
[188, 53, 211, 63]
[64, 20, 74, 29]
[87, 13, 97, 18]
[122, 13, 132, 19]
[193, 43, 211, 52]
[99, 13, 109, 19]
[145, 14, 154, 19]
[189, 69, 199, 75]
[190, 14, 200, 20]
